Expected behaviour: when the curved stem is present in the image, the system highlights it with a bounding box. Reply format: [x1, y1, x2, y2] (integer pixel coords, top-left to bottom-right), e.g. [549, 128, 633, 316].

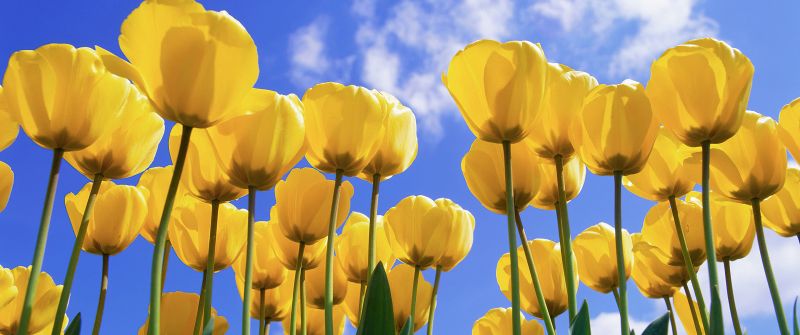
[668, 196, 710, 333]
[324, 170, 344, 335]
[243, 186, 257, 335]
[613, 171, 629, 335]
[202, 200, 221, 328]
[664, 297, 678, 335]
[367, 174, 381, 285]
[18, 149, 63, 335]
[148, 125, 193, 335]
[161, 240, 171, 293]
[683, 282, 703, 335]
[92, 254, 109, 335]
[193, 270, 208, 335]
[409, 266, 421, 331]
[426, 267, 442, 335]
[301, 268, 307, 335]
[514, 209, 556, 335]
[752, 199, 790, 335]
[612, 288, 621, 309]
[358, 282, 366, 323]
[502, 141, 522, 335]
[554, 155, 577, 321]
[289, 243, 305, 335]
[723, 260, 742, 335]
[701, 141, 725, 335]
[259, 288, 266, 335]
[53, 173, 104, 334]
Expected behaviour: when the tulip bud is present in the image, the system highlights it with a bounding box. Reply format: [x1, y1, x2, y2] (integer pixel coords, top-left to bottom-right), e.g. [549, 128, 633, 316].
[529, 155, 586, 210]
[778, 98, 800, 161]
[168, 198, 247, 272]
[472, 307, 544, 335]
[573, 223, 632, 293]
[137, 292, 228, 335]
[623, 127, 695, 201]
[335, 212, 395, 283]
[761, 167, 800, 237]
[641, 200, 706, 267]
[359, 91, 418, 181]
[462, 139, 540, 213]
[687, 192, 755, 261]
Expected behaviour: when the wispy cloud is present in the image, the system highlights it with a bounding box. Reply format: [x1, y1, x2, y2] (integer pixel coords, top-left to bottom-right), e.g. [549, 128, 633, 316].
[288, 16, 354, 88]
[590, 312, 650, 334]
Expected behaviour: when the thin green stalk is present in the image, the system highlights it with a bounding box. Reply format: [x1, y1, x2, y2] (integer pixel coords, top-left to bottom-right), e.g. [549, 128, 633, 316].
[161, 240, 171, 293]
[502, 141, 522, 335]
[614, 171, 629, 335]
[554, 202, 568, 279]
[301, 268, 307, 335]
[289, 243, 305, 335]
[358, 282, 366, 323]
[514, 210, 556, 335]
[324, 170, 344, 335]
[148, 125, 193, 335]
[92, 254, 109, 335]
[723, 260, 742, 335]
[664, 297, 678, 335]
[193, 270, 208, 335]
[202, 200, 221, 328]
[554, 155, 577, 321]
[259, 288, 266, 335]
[243, 186, 257, 335]
[426, 267, 442, 335]
[367, 173, 381, 285]
[668, 195, 710, 333]
[17, 149, 63, 335]
[701, 141, 724, 335]
[683, 282, 703, 335]
[409, 266, 421, 331]
[53, 173, 104, 334]
[612, 288, 621, 309]
[752, 199, 790, 335]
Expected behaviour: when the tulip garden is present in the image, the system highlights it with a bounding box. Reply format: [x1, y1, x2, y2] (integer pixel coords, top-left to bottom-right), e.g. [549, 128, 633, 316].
[1, 1, 800, 335]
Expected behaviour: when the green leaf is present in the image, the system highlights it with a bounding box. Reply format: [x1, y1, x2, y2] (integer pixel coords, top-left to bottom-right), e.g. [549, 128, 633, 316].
[356, 262, 395, 335]
[399, 317, 413, 335]
[202, 317, 214, 335]
[641, 313, 670, 335]
[793, 297, 799, 335]
[570, 300, 591, 335]
[64, 313, 81, 335]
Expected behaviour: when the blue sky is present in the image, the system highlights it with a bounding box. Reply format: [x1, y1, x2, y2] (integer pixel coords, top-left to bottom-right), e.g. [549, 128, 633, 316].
[1, 0, 799, 334]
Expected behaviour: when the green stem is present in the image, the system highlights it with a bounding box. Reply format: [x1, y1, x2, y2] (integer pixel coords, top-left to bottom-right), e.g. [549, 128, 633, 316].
[664, 297, 678, 335]
[502, 141, 522, 335]
[358, 282, 366, 324]
[193, 270, 208, 335]
[367, 173, 380, 285]
[752, 199, 790, 335]
[668, 196, 710, 333]
[614, 171, 630, 335]
[701, 141, 725, 335]
[289, 243, 305, 335]
[409, 266, 421, 332]
[53, 173, 104, 334]
[301, 268, 307, 335]
[324, 170, 344, 335]
[426, 267, 442, 335]
[683, 282, 703, 335]
[514, 209, 556, 335]
[243, 186, 257, 335]
[17, 149, 63, 335]
[92, 254, 109, 335]
[723, 260, 742, 335]
[162, 240, 170, 293]
[202, 200, 221, 329]
[612, 288, 621, 309]
[259, 288, 266, 335]
[554, 155, 577, 321]
[148, 125, 193, 335]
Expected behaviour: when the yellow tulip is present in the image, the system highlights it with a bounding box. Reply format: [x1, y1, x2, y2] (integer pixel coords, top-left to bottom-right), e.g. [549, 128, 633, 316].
[0, 267, 16, 309]
[497, 239, 576, 318]
[282, 305, 346, 335]
[0, 86, 18, 151]
[623, 127, 695, 201]
[641, 200, 706, 267]
[472, 307, 544, 335]
[137, 292, 228, 335]
[334, 212, 395, 283]
[673, 291, 705, 335]
[530, 155, 585, 210]
[302, 82, 389, 176]
[432, 198, 476, 271]
[136, 166, 188, 243]
[442, 39, 548, 143]
[387, 264, 433, 333]
[762, 167, 800, 237]
[570, 80, 659, 176]
[235, 271, 293, 322]
[207, 89, 306, 190]
[687, 192, 755, 261]
[2, 44, 128, 151]
[65, 182, 147, 255]
[779, 98, 800, 161]
[341, 281, 362, 328]
[359, 91, 418, 180]
[647, 37, 753, 147]
[117, 0, 258, 128]
[168, 198, 247, 272]
[573, 222, 632, 293]
[631, 235, 684, 299]
[232, 221, 288, 290]
[462, 139, 540, 213]
[527, 63, 598, 159]
[304, 255, 348, 309]
[0, 267, 62, 335]
[270, 210, 327, 270]
[0, 162, 12, 213]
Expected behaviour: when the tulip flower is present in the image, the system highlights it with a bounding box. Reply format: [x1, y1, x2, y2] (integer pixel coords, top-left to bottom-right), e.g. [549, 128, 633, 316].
[0, 267, 15, 309]
[573, 223, 632, 294]
[335, 213, 395, 284]
[623, 127, 695, 202]
[641, 200, 706, 267]
[341, 282, 363, 328]
[529, 155, 585, 211]
[472, 307, 545, 335]
[0, 86, 18, 152]
[305, 255, 348, 310]
[387, 264, 433, 333]
[762, 167, 800, 239]
[0, 162, 12, 214]
[779, 98, 800, 161]
[673, 291, 705, 335]
[137, 292, 227, 335]
[235, 270, 293, 335]
[0, 267, 62, 335]
[232, 221, 288, 292]
[270, 216, 327, 271]
[631, 235, 685, 335]
[462, 139, 540, 213]
[282, 305, 346, 335]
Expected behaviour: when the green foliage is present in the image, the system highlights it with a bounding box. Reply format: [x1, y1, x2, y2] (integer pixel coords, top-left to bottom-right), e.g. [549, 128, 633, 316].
[356, 263, 396, 335]
[570, 300, 591, 335]
[64, 313, 81, 335]
[641, 313, 669, 335]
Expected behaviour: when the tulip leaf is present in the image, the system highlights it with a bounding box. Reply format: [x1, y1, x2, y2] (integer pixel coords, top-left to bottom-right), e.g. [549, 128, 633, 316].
[65, 313, 81, 335]
[399, 317, 413, 335]
[570, 300, 591, 335]
[356, 262, 395, 335]
[793, 297, 799, 335]
[641, 313, 669, 335]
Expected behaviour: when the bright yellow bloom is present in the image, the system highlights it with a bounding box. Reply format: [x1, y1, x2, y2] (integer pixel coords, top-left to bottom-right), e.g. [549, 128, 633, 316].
[233, 221, 288, 290]
[207, 89, 306, 190]
[335, 212, 395, 283]
[341, 281, 362, 328]
[573, 222, 632, 293]
[2, 44, 128, 151]
[274, 168, 354, 244]
[527, 63, 598, 159]
[305, 254, 348, 309]
[571, 80, 659, 176]
[387, 264, 433, 333]
[0, 162, 12, 213]
[462, 139, 540, 213]
[282, 305, 346, 335]
[443, 39, 548, 143]
[497, 239, 576, 318]
[687, 192, 755, 261]
[0, 86, 18, 152]
[472, 307, 544, 335]
[137, 292, 228, 335]
[673, 291, 705, 335]
[302, 82, 389, 176]
[65, 85, 164, 180]
[136, 166, 189, 243]
[779, 98, 800, 160]
[270, 208, 327, 270]
[631, 235, 684, 299]
[359, 92, 418, 181]
[235, 270, 293, 322]
[0, 267, 17, 312]
[641, 200, 706, 267]
[623, 127, 695, 201]
[117, 0, 258, 128]
[168, 198, 247, 272]
[65, 182, 147, 255]
[0, 267, 62, 335]
[647, 37, 753, 147]
[530, 155, 586, 210]
[432, 198, 476, 271]
[762, 167, 800, 237]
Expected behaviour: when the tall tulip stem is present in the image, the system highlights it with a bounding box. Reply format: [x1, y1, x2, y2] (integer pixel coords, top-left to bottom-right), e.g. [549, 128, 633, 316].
[664, 297, 678, 335]
[668, 195, 710, 332]
[426, 267, 442, 335]
[162, 241, 171, 293]
[193, 270, 208, 335]
[751, 199, 790, 335]
[18, 148, 63, 335]
[92, 254, 109, 335]
[367, 173, 381, 285]
[701, 141, 725, 335]
[53, 173, 104, 334]
[243, 186, 257, 335]
[289, 243, 305, 335]
[202, 200, 221, 329]
[723, 260, 742, 335]
[514, 210, 556, 335]
[683, 282, 703, 335]
[358, 282, 366, 322]
[502, 141, 522, 335]
[324, 170, 344, 335]
[301, 268, 307, 335]
[409, 266, 421, 332]
[554, 155, 577, 321]
[613, 171, 630, 335]
[259, 288, 266, 335]
[148, 125, 193, 335]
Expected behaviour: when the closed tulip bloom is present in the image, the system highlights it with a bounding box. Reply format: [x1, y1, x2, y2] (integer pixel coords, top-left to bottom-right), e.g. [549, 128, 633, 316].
[2, 44, 128, 151]
[65, 183, 147, 255]
[687, 191, 755, 260]
[0, 267, 15, 309]
[136, 166, 188, 243]
[530, 155, 586, 210]
[432, 199, 476, 271]
[497, 239, 576, 318]
[207, 89, 306, 190]
[117, 0, 258, 128]
[462, 139, 540, 213]
[168, 198, 247, 272]
[270, 211, 327, 270]
[0, 267, 62, 335]
[275, 168, 354, 244]
[762, 167, 800, 237]
[641, 200, 706, 267]
[388, 264, 433, 332]
[335, 212, 395, 283]
[302, 82, 389, 176]
[282, 305, 346, 335]
[233, 221, 288, 290]
[442, 39, 548, 143]
[137, 292, 228, 335]
[623, 127, 695, 201]
[570, 80, 659, 175]
[305, 255, 348, 309]
[631, 235, 684, 299]
[235, 271, 293, 322]
[647, 38, 753, 147]
[573, 222, 632, 293]
[0, 162, 12, 213]
[472, 307, 544, 335]
[778, 98, 800, 160]
[527, 63, 598, 159]
[359, 92, 418, 180]
[341, 281, 362, 328]
[0, 86, 18, 152]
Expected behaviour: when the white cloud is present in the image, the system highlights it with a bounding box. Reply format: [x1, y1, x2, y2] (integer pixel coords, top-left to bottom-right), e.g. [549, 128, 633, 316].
[288, 17, 354, 88]
[590, 312, 650, 334]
